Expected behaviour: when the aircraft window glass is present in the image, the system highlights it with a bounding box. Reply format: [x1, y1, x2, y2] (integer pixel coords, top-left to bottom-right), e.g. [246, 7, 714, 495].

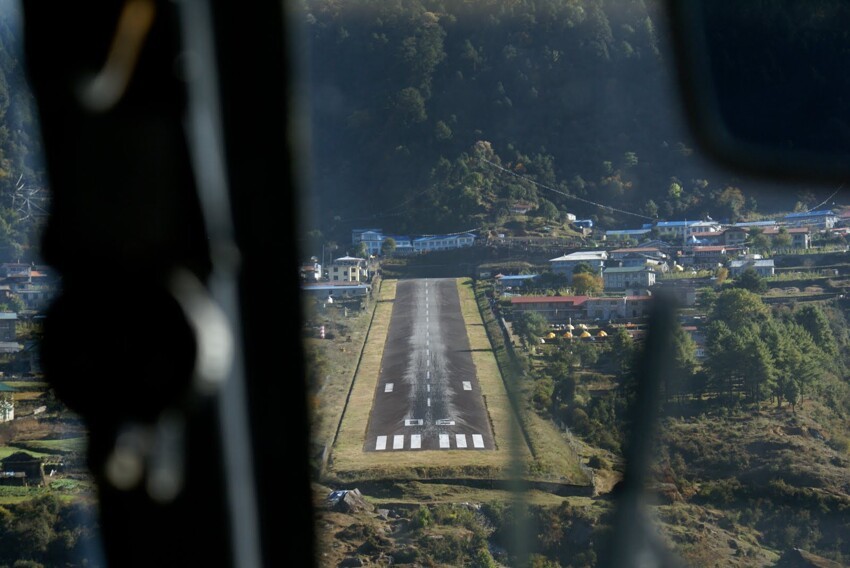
[301, 2, 850, 567]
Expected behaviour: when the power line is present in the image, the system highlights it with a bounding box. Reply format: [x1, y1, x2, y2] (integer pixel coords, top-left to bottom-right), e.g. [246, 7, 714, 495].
[479, 157, 656, 221]
[805, 185, 842, 212]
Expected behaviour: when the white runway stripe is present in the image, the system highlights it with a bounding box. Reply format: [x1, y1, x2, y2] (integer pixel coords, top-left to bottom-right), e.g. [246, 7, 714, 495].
[456, 434, 467, 449]
[385, 383, 394, 393]
[439, 434, 450, 448]
[411, 435, 421, 449]
[376, 436, 387, 451]
[472, 434, 484, 448]
[393, 435, 404, 450]
[462, 381, 472, 391]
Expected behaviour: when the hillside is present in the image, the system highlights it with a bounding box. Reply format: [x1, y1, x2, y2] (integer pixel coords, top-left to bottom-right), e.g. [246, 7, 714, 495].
[303, 255, 850, 567]
[300, 0, 834, 251]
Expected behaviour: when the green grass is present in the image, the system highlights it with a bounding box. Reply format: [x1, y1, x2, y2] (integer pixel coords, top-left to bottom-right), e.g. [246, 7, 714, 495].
[15, 437, 87, 454]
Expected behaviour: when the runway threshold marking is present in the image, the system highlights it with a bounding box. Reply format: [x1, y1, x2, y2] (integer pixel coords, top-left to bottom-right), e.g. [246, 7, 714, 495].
[472, 434, 485, 448]
[393, 435, 404, 449]
[456, 434, 467, 449]
[462, 381, 472, 391]
[385, 383, 394, 393]
[411, 435, 421, 449]
[376, 436, 387, 451]
[439, 434, 450, 448]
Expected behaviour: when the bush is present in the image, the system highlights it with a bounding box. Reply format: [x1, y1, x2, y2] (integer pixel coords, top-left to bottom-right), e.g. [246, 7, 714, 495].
[587, 455, 610, 470]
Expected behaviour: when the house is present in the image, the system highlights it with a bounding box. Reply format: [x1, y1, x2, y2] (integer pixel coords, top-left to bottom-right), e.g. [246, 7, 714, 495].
[351, 229, 385, 256]
[412, 233, 476, 253]
[691, 245, 731, 265]
[729, 259, 775, 277]
[762, 226, 811, 249]
[329, 256, 367, 282]
[549, 251, 608, 281]
[0, 452, 43, 487]
[495, 274, 540, 290]
[385, 235, 414, 255]
[509, 201, 534, 215]
[689, 230, 724, 245]
[0, 313, 16, 342]
[602, 266, 656, 291]
[654, 219, 721, 241]
[722, 226, 749, 246]
[604, 228, 652, 243]
[783, 210, 838, 229]
[584, 295, 652, 320]
[300, 258, 322, 282]
[608, 247, 667, 262]
[301, 282, 371, 300]
[510, 295, 588, 323]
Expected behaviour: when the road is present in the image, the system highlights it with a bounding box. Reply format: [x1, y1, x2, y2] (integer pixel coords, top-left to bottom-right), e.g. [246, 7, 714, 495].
[364, 278, 495, 451]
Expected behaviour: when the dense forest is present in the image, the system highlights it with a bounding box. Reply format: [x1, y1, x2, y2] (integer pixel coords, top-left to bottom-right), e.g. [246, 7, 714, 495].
[0, 2, 45, 264]
[300, 0, 831, 244]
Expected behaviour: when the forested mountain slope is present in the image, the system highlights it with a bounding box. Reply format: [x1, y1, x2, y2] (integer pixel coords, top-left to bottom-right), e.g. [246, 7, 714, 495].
[301, 0, 822, 242]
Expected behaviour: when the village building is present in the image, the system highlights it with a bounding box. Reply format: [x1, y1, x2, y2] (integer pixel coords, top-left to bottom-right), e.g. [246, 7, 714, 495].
[783, 210, 838, 229]
[495, 274, 540, 291]
[762, 226, 811, 249]
[510, 295, 588, 323]
[584, 295, 652, 320]
[328, 256, 368, 282]
[729, 259, 775, 277]
[602, 266, 656, 291]
[549, 251, 608, 282]
[413, 233, 476, 252]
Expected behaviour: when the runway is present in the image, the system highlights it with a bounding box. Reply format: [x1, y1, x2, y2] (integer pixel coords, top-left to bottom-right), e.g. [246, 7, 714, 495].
[364, 278, 495, 451]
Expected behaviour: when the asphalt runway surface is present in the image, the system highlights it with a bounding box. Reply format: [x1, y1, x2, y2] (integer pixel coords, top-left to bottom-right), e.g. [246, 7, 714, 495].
[364, 278, 496, 451]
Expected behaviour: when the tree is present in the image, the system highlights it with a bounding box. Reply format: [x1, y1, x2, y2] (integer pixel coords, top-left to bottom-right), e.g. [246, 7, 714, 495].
[536, 199, 559, 221]
[354, 241, 368, 259]
[609, 327, 635, 376]
[712, 288, 770, 329]
[572, 272, 603, 296]
[381, 237, 396, 256]
[716, 186, 745, 221]
[772, 227, 792, 249]
[732, 268, 767, 293]
[513, 311, 548, 346]
[667, 323, 698, 402]
[794, 304, 837, 358]
[747, 227, 771, 253]
[572, 262, 596, 276]
[393, 87, 427, 125]
[737, 327, 776, 402]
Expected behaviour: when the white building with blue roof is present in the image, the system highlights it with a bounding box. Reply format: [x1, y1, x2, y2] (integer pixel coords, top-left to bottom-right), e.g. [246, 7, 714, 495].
[783, 210, 838, 229]
[654, 219, 721, 241]
[413, 233, 476, 252]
